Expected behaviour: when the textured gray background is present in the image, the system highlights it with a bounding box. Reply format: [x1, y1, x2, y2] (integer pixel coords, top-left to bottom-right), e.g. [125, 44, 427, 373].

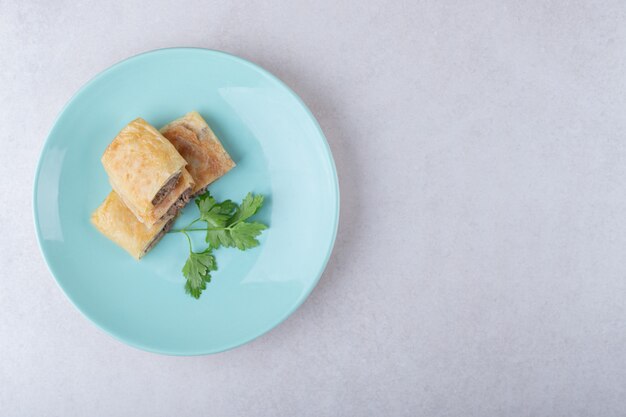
[1, 1, 626, 416]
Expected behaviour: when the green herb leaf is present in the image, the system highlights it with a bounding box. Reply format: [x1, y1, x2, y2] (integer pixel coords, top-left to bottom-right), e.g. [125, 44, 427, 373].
[196, 192, 238, 228]
[206, 228, 234, 249]
[229, 222, 267, 250]
[173, 191, 268, 299]
[201, 192, 267, 249]
[195, 191, 216, 214]
[181, 248, 217, 299]
[229, 193, 264, 225]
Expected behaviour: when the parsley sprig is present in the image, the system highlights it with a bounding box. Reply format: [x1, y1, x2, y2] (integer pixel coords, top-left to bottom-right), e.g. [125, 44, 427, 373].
[170, 191, 268, 299]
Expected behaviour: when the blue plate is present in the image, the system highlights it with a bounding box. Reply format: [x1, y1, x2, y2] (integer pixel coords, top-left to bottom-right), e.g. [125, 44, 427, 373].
[33, 48, 339, 355]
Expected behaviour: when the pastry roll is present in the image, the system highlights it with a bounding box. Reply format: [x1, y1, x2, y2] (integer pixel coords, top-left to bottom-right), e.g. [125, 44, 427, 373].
[91, 191, 176, 260]
[160, 111, 235, 196]
[101, 118, 191, 227]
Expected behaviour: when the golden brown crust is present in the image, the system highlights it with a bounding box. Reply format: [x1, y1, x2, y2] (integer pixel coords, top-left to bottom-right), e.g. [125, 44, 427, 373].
[160, 111, 235, 194]
[101, 118, 188, 223]
[91, 192, 173, 260]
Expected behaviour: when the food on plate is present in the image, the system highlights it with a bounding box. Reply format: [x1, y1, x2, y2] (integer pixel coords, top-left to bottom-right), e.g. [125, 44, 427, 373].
[91, 112, 269, 299]
[91, 191, 176, 259]
[101, 118, 192, 227]
[161, 111, 235, 196]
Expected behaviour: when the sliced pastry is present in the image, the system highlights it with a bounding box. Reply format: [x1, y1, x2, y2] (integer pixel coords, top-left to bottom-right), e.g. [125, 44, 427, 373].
[160, 111, 235, 196]
[101, 118, 192, 227]
[91, 191, 176, 259]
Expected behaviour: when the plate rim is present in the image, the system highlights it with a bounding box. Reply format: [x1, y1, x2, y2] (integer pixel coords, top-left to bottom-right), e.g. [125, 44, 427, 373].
[33, 47, 340, 355]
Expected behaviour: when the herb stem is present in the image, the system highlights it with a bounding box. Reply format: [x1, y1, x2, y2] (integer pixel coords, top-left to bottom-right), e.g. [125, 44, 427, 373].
[171, 226, 235, 233]
[182, 230, 193, 252]
[169, 218, 204, 234]
[186, 218, 201, 229]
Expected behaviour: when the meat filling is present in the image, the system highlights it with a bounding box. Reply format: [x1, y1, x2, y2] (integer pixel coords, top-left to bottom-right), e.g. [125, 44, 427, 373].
[165, 187, 192, 218]
[142, 186, 193, 256]
[141, 217, 175, 256]
[191, 185, 208, 199]
[151, 172, 181, 206]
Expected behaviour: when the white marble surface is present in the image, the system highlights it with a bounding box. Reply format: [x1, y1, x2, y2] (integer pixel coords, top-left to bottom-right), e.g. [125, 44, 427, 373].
[2, 1, 626, 416]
